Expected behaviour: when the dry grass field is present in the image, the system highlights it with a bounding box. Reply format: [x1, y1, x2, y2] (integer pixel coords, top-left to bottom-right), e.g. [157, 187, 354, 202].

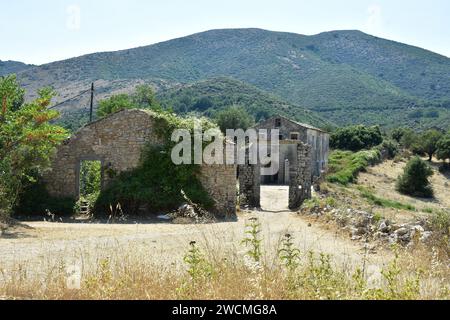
[0, 186, 448, 300]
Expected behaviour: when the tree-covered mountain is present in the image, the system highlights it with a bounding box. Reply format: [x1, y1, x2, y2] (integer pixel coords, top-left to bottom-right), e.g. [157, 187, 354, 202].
[0, 60, 34, 76]
[10, 28, 450, 129]
[157, 77, 331, 128]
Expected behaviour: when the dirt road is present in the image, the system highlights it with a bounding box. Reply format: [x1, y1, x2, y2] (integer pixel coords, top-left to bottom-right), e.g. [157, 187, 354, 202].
[0, 187, 391, 280]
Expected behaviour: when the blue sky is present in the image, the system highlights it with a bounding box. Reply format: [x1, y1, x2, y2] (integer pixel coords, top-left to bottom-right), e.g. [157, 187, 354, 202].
[1, 0, 449, 65]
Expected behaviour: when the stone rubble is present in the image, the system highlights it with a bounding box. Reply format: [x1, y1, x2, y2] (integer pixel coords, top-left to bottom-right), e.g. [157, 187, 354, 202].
[299, 204, 433, 246]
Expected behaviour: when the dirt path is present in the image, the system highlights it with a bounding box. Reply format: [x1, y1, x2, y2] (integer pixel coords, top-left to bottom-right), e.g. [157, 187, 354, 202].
[0, 186, 392, 280]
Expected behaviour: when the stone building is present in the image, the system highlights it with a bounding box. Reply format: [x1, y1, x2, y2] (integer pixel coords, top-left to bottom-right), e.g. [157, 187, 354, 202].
[44, 110, 321, 217]
[253, 115, 330, 185]
[44, 109, 237, 218]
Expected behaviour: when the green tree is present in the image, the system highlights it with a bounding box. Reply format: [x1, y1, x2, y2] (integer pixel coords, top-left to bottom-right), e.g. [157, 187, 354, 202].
[396, 157, 434, 198]
[399, 129, 418, 149]
[215, 106, 255, 133]
[436, 132, 450, 166]
[0, 75, 68, 216]
[132, 84, 161, 110]
[330, 125, 383, 151]
[97, 94, 134, 118]
[416, 129, 443, 161]
[97, 85, 161, 118]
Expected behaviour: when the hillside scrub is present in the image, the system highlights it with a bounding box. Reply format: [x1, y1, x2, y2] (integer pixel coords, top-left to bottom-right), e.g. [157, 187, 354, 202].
[97, 84, 161, 118]
[396, 157, 434, 198]
[330, 125, 383, 151]
[436, 131, 450, 167]
[215, 105, 255, 133]
[326, 149, 382, 185]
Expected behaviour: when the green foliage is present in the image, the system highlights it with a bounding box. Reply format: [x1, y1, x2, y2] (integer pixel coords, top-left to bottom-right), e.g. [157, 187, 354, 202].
[15, 180, 75, 216]
[16, 29, 450, 130]
[215, 105, 255, 133]
[0, 74, 25, 111]
[436, 132, 450, 164]
[95, 145, 214, 216]
[97, 84, 161, 118]
[415, 129, 443, 161]
[396, 157, 434, 198]
[279, 234, 301, 271]
[80, 161, 101, 197]
[430, 210, 450, 236]
[94, 110, 217, 216]
[357, 186, 416, 211]
[0, 75, 68, 216]
[330, 125, 383, 151]
[157, 77, 331, 129]
[241, 218, 263, 263]
[183, 241, 213, 281]
[399, 128, 418, 149]
[380, 139, 399, 159]
[326, 149, 382, 185]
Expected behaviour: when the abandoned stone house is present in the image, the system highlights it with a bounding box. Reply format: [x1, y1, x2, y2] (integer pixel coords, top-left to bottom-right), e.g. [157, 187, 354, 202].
[253, 115, 330, 185]
[44, 109, 329, 218]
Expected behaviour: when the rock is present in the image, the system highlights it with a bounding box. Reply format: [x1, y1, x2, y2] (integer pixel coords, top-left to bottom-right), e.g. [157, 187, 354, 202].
[395, 227, 409, 236]
[420, 231, 433, 242]
[352, 227, 368, 237]
[379, 221, 391, 233]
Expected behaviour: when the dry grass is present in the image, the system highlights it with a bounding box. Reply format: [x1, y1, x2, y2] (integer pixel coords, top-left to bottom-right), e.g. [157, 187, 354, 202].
[0, 223, 448, 300]
[357, 158, 450, 217]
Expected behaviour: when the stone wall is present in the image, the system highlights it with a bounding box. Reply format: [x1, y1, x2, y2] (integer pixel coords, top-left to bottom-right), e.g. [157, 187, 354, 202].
[289, 142, 312, 209]
[198, 164, 237, 219]
[44, 109, 237, 218]
[238, 163, 261, 208]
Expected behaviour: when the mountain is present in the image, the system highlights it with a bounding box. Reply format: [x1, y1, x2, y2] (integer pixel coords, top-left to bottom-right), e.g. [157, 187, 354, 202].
[0, 60, 34, 76]
[157, 77, 331, 128]
[10, 28, 450, 129]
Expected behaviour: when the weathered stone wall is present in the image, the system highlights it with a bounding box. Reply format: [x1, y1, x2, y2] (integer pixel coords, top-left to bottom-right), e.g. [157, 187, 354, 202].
[44, 109, 237, 217]
[289, 142, 312, 209]
[44, 109, 163, 198]
[238, 163, 261, 208]
[198, 164, 237, 218]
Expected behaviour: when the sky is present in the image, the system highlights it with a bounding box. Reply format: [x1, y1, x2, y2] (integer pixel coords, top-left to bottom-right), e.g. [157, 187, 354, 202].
[0, 0, 449, 65]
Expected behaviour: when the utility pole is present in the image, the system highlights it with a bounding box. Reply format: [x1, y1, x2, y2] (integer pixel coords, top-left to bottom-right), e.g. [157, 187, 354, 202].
[89, 82, 94, 123]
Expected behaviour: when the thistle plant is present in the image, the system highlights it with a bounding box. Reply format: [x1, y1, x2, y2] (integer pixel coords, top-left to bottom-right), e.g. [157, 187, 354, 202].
[279, 233, 301, 271]
[241, 218, 262, 262]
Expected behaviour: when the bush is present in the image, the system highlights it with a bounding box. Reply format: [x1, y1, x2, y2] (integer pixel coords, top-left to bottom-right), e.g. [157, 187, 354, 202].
[94, 145, 214, 216]
[15, 181, 76, 216]
[436, 131, 450, 165]
[330, 125, 383, 151]
[396, 157, 434, 198]
[379, 139, 399, 159]
[327, 149, 382, 185]
[215, 106, 255, 133]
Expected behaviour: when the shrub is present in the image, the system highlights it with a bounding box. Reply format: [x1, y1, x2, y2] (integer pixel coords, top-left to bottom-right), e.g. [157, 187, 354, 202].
[415, 129, 443, 161]
[396, 157, 434, 198]
[330, 125, 383, 151]
[15, 181, 76, 216]
[215, 106, 255, 133]
[94, 145, 214, 216]
[436, 131, 450, 166]
[379, 139, 399, 159]
[326, 149, 381, 185]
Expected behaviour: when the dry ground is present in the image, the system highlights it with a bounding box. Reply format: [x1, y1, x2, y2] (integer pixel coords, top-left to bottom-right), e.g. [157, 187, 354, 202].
[355, 157, 450, 223]
[0, 186, 392, 284]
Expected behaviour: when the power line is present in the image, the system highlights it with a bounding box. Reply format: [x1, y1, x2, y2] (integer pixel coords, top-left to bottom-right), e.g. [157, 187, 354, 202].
[48, 88, 91, 110]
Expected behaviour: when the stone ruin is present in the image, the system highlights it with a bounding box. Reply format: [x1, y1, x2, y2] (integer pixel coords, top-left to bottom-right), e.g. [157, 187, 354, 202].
[44, 109, 316, 219]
